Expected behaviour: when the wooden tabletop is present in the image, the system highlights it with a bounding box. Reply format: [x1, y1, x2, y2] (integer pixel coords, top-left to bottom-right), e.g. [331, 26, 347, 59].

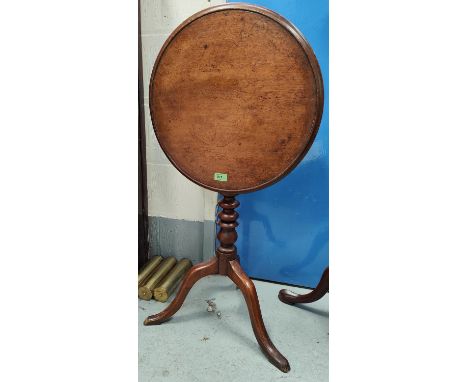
[149, 3, 324, 194]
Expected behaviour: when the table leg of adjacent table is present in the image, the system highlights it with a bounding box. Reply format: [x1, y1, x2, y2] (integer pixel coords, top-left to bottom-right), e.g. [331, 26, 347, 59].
[278, 267, 329, 305]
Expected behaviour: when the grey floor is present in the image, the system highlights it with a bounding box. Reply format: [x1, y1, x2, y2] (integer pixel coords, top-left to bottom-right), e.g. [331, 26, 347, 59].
[139, 275, 328, 382]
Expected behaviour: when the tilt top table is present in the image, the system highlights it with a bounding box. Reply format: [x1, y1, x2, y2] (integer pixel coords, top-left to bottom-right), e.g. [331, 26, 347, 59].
[144, 3, 324, 373]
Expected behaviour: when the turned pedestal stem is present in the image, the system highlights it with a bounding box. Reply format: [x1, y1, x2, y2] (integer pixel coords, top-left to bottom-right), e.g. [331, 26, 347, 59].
[216, 195, 239, 274]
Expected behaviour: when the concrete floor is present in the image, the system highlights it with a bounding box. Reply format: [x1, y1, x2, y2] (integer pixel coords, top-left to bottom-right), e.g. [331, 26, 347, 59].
[139, 275, 328, 382]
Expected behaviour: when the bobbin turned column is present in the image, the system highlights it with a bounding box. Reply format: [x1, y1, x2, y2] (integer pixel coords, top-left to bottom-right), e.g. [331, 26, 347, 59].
[216, 195, 240, 274]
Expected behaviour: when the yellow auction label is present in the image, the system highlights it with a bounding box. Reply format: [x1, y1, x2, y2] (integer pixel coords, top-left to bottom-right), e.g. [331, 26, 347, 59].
[213, 172, 228, 182]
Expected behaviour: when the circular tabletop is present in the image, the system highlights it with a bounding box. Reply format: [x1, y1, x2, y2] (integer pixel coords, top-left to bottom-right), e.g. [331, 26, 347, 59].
[149, 3, 324, 194]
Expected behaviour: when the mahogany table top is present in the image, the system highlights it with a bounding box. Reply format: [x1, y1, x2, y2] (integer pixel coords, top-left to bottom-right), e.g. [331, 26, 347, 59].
[149, 3, 323, 194]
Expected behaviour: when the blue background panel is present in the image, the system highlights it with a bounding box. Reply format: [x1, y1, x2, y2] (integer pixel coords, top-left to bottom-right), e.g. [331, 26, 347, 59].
[228, 0, 329, 288]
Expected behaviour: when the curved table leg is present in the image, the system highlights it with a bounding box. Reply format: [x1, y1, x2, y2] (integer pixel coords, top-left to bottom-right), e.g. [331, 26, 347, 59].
[227, 260, 290, 373]
[278, 267, 329, 305]
[144, 256, 218, 326]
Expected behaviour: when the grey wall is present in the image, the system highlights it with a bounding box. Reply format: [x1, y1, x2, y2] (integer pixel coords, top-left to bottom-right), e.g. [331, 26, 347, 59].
[148, 217, 216, 264]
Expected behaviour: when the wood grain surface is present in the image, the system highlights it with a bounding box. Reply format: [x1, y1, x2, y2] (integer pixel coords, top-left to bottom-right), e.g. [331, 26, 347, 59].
[150, 3, 323, 194]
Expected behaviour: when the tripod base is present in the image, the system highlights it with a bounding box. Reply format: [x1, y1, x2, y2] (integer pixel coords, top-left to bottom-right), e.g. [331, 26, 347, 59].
[278, 267, 329, 305]
[144, 255, 290, 373]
